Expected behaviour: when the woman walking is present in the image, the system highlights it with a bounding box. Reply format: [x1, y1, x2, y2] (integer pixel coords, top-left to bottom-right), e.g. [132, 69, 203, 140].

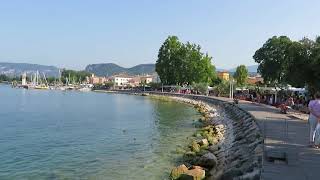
[308, 92, 320, 147]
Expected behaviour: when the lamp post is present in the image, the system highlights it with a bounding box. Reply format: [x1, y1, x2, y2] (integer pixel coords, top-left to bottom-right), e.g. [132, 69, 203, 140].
[229, 78, 235, 99]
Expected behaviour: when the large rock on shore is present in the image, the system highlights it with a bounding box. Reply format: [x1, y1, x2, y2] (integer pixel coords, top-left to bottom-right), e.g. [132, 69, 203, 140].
[170, 164, 205, 180]
[195, 152, 218, 168]
[171, 164, 188, 179]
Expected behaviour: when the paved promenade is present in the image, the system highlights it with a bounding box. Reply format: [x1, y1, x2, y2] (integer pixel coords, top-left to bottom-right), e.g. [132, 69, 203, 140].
[232, 100, 319, 180]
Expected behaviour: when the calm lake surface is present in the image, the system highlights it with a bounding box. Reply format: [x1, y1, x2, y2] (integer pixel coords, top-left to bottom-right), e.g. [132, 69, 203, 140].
[0, 85, 200, 180]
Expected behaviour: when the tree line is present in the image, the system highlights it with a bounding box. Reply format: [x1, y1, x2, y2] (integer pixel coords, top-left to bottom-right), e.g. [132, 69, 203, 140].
[0, 69, 91, 85]
[253, 36, 320, 93]
[60, 69, 91, 84]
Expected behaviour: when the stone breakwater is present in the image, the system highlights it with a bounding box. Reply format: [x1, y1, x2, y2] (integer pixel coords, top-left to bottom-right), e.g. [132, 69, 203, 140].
[149, 93, 263, 180]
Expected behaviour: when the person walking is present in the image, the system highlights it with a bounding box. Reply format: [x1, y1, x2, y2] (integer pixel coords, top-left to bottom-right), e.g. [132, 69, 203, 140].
[308, 92, 320, 147]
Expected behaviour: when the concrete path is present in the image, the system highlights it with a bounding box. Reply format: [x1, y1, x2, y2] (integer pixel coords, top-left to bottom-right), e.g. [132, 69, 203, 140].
[234, 100, 320, 180]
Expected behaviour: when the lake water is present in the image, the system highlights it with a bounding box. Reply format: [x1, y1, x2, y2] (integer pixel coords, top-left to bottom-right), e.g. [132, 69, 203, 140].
[0, 85, 200, 179]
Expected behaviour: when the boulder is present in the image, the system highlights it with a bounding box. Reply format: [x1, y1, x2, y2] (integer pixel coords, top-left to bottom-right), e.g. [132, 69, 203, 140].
[191, 141, 201, 153]
[184, 168, 205, 180]
[198, 139, 209, 147]
[208, 145, 219, 153]
[170, 164, 188, 179]
[254, 144, 263, 156]
[179, 166, 206, 180]
[207, 136, 218, 145]
[196, 152, 218, 168]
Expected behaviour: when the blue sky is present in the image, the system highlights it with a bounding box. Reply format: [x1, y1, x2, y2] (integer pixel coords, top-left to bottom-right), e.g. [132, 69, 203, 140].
[0, 0, 319, 70]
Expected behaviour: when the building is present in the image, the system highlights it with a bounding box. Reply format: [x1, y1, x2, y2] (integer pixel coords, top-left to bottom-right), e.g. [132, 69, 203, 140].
[112, 75, 132, 87]
[217, 71, 230, 81]
[128, 77, 141, 87]
[87, 74, 108, 84]
[140, 76, 153, 84]
[247, 75, 264, 85]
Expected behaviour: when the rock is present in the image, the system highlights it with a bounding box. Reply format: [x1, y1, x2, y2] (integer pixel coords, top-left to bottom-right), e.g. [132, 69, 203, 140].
[184, 168, 205, 180]
[208, 145, 219, 153]
[221, 169, 243, 179]
[179, 166, 206, 180]
[207, 136, 218, 145]
[194, 132, 202, 137]
[176, 147, 187, 154]
[196, 152, 218, 168]
[193, 120, 204, 128]
[254, 144, 263, 156]
[184, 151, 196, 157]
[170, 164, 188, 179]
[191, 141, 201, 153]
[198, 139, 209, 147]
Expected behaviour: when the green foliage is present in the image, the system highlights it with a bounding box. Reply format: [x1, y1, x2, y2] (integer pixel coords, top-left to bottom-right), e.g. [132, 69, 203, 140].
[234, 65, 248, 87]
[210, 77, 222, 86]
[46, 77, 58, 84]
[253, 36, 292, 86]
[149, 82, 161, 89]
[253, 35, 320, 94]
[215, 80, 229, 96]
[0, 74, 20, 82]
[192, 82, 208, 94]
[0, 74, 9, 82]
[61, 69, 91, 84]
[156, 36, 215, 85]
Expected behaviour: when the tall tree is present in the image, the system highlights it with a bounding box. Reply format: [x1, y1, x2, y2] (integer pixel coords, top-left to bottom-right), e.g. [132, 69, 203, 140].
[308, 38, 320, 93]
[253, 36, 292, 86]
[284, 41, 311, 87]
[156, 36, 215, 85]
[234, 65, 248, 87]
[156, 36, 182, 85]
[253, 35, 320, 94]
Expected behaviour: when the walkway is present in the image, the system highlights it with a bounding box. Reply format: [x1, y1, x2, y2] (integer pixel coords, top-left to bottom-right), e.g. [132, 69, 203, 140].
[233, 100, 320, 180]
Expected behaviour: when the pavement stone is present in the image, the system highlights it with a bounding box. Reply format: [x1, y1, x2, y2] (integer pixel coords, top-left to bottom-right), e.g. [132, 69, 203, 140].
[234, 100, 319, 180]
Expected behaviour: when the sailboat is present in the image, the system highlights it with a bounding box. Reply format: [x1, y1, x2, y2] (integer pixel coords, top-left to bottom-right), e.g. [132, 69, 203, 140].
[31, 71, 49, 90]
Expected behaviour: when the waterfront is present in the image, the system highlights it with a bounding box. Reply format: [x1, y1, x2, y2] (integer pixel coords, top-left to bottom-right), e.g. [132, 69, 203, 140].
[0, 85, 200, 179]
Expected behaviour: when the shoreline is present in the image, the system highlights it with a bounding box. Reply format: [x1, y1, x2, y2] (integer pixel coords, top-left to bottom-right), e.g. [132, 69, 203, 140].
[93, 90, 263, 180]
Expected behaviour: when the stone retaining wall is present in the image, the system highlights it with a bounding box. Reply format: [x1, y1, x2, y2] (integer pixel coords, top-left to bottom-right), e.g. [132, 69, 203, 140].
[148, 92, 263, 180]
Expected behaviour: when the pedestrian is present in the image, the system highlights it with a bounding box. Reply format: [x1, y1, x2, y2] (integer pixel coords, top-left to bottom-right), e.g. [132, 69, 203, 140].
[308, 92, 320, 147]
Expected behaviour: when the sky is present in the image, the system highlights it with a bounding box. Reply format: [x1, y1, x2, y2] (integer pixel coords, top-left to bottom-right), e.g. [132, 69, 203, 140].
[0, 0, 319, 70]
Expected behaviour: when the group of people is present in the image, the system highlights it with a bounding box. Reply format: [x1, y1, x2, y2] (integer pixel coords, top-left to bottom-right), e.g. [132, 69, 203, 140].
[308, 92, 320, 148]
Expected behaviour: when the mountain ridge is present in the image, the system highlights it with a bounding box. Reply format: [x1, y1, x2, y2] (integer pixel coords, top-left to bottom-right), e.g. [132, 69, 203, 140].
[0, 62, 60, 77]
[0, 62, 259, 77]
[85, 63, 156, 76]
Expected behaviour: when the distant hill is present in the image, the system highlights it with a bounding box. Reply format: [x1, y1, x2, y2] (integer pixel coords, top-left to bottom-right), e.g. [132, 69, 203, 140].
[85, 63, 155, 76]
[0, 62, 60, 77]
[228, 65, 258, 73]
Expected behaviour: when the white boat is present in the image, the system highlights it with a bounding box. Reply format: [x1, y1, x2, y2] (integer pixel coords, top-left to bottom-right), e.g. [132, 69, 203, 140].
[78, 87, 91, 92]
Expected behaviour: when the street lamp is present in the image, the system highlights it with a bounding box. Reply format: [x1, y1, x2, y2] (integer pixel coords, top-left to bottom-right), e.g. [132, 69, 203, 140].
[229, 78, 235, 99]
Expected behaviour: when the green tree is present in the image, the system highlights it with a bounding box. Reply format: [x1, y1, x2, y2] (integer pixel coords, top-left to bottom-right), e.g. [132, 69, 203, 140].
[253, 35, 320, 94]
[234, 65, 248, 87]
[192, 82, 208, 95]
[215, 80, 229, 97]
[308, 38, 320, 93]
[156, 36, 215, 85]
[253, 36, 292, 86]
[0, 74, 9, 82]
[156, 36, 182, 85]
[61, 69, 91, 84]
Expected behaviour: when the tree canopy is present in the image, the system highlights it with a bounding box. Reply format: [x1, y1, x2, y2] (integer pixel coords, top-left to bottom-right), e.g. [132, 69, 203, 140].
[61, 69, 91, 84]
[156, 36, 216, 85]
[253, 36, 292, 86]
[253, 35, 320, 93]
[234, 65, 248, 87]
